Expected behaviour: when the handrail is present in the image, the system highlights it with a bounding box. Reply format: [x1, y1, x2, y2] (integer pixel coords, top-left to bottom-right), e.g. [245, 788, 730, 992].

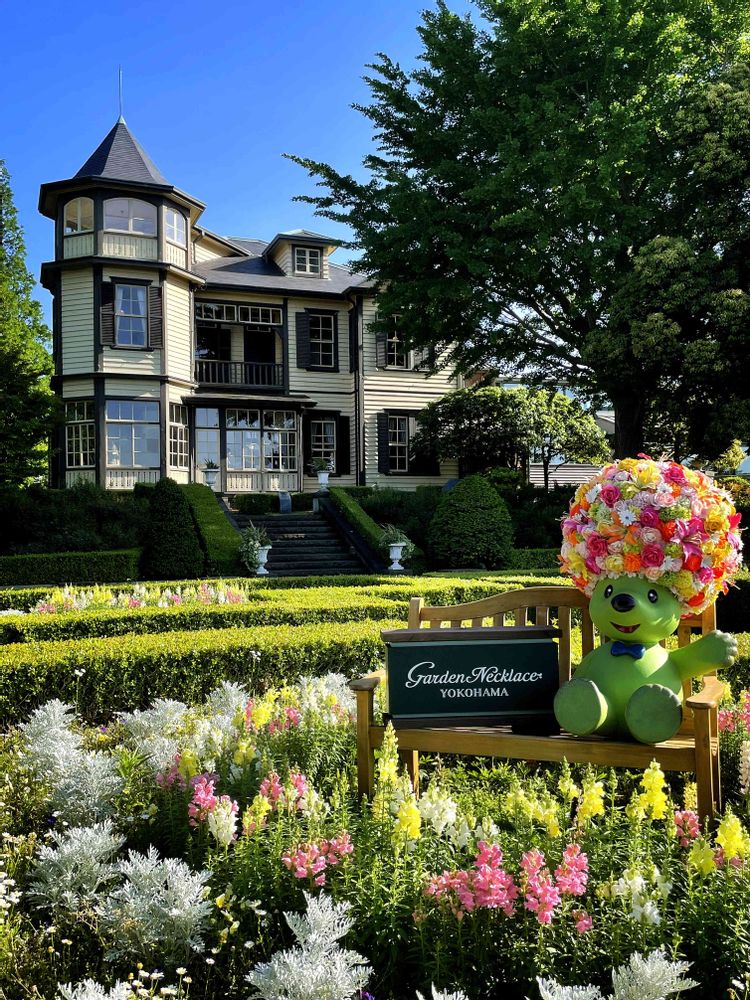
[195, 360, 284, 387]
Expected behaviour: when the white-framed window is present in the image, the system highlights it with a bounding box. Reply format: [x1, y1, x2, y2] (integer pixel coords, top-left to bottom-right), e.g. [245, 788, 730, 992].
[104, 198, 157, 236]
[65, 400, 95, 468]
[263, 410, 297, 472]
[169, 403, 189, 470]
[115, 284, 148, 347]
[294, 246, 321, 275]
[195, 407, 220, 469]
[237, 305, 283, 326]
[195, 302, 237, 323]
[308, 314, 335, 368]
[105, 400, 160, 469]
[64, 198, 94, 236]
[388, 415, 409, 473]
[310, 418, 336, 473]
[226, 409, 261, 471]
[165, 208, 186, 246]
[387, 324, 408, 368]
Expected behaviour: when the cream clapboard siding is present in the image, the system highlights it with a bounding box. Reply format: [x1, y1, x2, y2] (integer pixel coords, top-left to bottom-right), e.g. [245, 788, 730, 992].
[192, 234, 237, 264]
[164, 277, 193, 383]
[61, 269, 93, 374]
[105, 379, 160, 399]
[102, 267, 161, 376]
[270, 243, 292, 273]
[361, 298, 460, 489]
[61, 378, 95, 398]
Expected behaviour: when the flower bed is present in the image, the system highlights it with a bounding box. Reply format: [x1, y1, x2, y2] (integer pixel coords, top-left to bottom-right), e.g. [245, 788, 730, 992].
[3, 679, 750, 999]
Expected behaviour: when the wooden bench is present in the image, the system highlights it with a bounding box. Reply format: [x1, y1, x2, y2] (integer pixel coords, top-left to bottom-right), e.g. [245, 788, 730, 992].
[350, 585, 725, 823]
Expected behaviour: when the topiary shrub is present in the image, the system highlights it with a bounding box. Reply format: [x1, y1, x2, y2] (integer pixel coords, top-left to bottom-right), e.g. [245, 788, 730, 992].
[233, 493, 276, 515]
[139, 479, 205, 580]
[428, 474, 514, 569]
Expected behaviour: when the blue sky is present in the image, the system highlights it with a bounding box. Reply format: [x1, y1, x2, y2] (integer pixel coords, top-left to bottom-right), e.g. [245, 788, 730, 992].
[2, 0, 475, 324]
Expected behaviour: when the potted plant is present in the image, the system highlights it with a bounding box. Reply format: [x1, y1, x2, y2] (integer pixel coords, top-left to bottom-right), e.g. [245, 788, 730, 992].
[311, 457, 334, 492]
[239, 524, 272, 576]
[380, 524, 412, 572]
[202, 460, 220, 489]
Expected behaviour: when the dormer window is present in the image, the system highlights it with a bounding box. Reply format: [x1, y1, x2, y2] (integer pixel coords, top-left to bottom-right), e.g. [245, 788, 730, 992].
[104, 198, 157, 236]
[294, 246, 321, 275]
[64, 197, 94, 235]
[166, 208, 186, 246]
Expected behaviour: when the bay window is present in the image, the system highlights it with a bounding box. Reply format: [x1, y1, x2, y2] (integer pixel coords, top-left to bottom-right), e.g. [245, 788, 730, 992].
[106, 400, 160, 469]
[195, 408, 220, 469]
[64, 198, 94, 235]
[169, 403, 189, 469]
[65, 400, 95, 468]
[165, 208, 186, 245]
[226, 409, 261, 471]
[104, 197, 157, 236]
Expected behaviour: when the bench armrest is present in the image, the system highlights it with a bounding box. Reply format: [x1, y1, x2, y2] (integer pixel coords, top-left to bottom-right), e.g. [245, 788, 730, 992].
[349, 670, 384, 693]
[686, 675, 726, 711]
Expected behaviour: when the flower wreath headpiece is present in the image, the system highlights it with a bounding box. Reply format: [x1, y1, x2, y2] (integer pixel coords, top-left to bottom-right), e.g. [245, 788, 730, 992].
[560, 457, 743, 615]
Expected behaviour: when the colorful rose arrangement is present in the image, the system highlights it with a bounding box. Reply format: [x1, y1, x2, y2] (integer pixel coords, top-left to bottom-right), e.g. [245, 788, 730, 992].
[560, 457, 743, 614]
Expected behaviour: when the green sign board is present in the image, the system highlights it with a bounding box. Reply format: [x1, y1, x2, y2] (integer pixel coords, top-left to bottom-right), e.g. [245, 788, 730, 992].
[383, 626, 560, 729]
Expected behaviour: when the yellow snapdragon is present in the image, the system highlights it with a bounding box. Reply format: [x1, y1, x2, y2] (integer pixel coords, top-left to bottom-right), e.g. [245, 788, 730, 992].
[633, 761, 669, 821]
[716, 809, 749, 861]
[577, 777, 605, 824]
[395, 798, 422, 840]
[689, 839, 715, 876]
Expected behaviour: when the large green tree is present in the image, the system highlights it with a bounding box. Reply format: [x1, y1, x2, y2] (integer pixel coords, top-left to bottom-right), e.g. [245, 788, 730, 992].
[0, 161, 56, 485]
[291, 0, 750, 457]
[412, 385, 610, 486]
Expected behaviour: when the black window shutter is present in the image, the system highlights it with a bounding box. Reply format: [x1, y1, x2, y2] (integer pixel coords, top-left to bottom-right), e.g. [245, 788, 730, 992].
[377, 412, 391, 474]
[336, 415, 351, 475]
[148, 286, 163, 348]
[409, 414, 440, 476]
[375, 328, 387, 368]
[100, 282, 115, 346]
[302, 414, 313, 474]
[296, 312, 310, 369]
[348, 309, 358, 373]
[331, 312, 339, 372]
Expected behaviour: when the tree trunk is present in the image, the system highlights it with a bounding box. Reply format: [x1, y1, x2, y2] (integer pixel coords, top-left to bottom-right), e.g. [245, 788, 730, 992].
[612, 394, 646, 458]
[542, 457, 550, 492]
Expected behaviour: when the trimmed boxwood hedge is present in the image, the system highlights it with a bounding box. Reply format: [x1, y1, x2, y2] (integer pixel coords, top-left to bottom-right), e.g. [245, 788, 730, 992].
[0, 593, 406, 644]
[506, 548, 560, 571]
[0, 618, 403, 723]
[181, 484, 242, 576]
[0, 549, 141, 587]
[328, 487, 384, 552]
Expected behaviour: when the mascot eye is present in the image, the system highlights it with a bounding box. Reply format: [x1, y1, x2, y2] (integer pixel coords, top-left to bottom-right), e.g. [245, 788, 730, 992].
[648, 589, 659, 604]
[604, 584, 613, 598]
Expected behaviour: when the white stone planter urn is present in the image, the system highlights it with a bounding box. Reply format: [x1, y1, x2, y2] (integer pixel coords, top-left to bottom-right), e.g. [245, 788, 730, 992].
[388, 543, 407, 572]
[256, 545, 272, 576]
[316, 470, 330, 492]
[203, 466, 219, 489]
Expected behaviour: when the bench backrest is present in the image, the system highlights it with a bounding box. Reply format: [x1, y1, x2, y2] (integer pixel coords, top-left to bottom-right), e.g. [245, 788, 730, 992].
[408, 585, 717, 734]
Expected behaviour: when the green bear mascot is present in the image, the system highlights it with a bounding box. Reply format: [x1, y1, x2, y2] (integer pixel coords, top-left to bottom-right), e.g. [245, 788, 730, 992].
[555, 457, 743, 744]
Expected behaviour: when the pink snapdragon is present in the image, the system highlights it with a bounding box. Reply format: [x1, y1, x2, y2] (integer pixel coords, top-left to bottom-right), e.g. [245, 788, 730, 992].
[521, 849, 561, 925]
[425, 842, 518, 919]
[282, 831, 354, 887]
[269, 707, 302, 734]
[674, 809, 700, 848]
[188, 776, 219, 825]
[574, 910, 593, 933]
[554, 844, 589, 897]
[259, 769, 309, 811]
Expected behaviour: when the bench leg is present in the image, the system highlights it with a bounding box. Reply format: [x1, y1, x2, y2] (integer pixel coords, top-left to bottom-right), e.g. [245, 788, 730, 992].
[356, 689, 375, 799]
[694, 710, 717, 826]
[400, 750, 419, 797]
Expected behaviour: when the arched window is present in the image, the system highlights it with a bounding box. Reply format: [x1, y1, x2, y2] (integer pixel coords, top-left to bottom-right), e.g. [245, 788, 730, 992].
[64, 197, 94, 235]
[165, 207, 186, 246]
[104, 198, 157, 236]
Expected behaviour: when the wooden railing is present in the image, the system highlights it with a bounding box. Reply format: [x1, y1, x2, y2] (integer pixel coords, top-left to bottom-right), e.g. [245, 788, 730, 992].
[195, 360, 284, 387]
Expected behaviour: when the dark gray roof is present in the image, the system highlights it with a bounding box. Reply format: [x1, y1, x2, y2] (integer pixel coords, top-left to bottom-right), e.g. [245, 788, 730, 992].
[193, 237, 370, 295]
[75, 118, 170, 186]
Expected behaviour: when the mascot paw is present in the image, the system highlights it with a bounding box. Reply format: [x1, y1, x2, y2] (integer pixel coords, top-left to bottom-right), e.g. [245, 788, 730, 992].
[554, 678, 608, 736]
[698, 629, 738, 669]
[625, 684, 682, 744]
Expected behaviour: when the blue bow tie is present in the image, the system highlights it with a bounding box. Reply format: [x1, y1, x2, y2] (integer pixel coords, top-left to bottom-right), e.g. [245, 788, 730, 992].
[610, 640, 646, 660]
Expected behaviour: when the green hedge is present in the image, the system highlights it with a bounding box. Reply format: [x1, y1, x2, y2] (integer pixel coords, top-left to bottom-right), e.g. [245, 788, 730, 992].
[329, 487, 384, 552]
[507, 548, 560, 570]
[0, 549, 141, 587]
[181, 484, 242, 576]
[0, 593, 406, 645]
[0, 618, 403, 723]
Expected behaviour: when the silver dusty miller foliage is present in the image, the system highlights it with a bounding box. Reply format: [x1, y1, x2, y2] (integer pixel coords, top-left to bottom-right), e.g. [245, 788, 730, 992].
[536, 949, 697, 1000]
[98, 846, 212, 965]
[247, 891, 370, 1000]
[20, 699, 123, 824]
[57, 982, 133, 1000]
[28, 821, 124, 914]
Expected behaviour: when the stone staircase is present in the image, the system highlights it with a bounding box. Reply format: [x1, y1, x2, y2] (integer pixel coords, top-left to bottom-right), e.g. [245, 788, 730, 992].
[232, 511, 367, 577]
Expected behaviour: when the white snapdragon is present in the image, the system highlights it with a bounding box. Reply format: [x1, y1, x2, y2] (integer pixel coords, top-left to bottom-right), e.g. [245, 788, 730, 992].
[740, 741, 750, 795]
[206, 798, 238, 848]
[417, 783, 458, 836]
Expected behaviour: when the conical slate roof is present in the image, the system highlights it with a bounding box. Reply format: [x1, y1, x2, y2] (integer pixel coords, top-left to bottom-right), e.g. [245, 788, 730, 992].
[74, 117, 169, 186]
